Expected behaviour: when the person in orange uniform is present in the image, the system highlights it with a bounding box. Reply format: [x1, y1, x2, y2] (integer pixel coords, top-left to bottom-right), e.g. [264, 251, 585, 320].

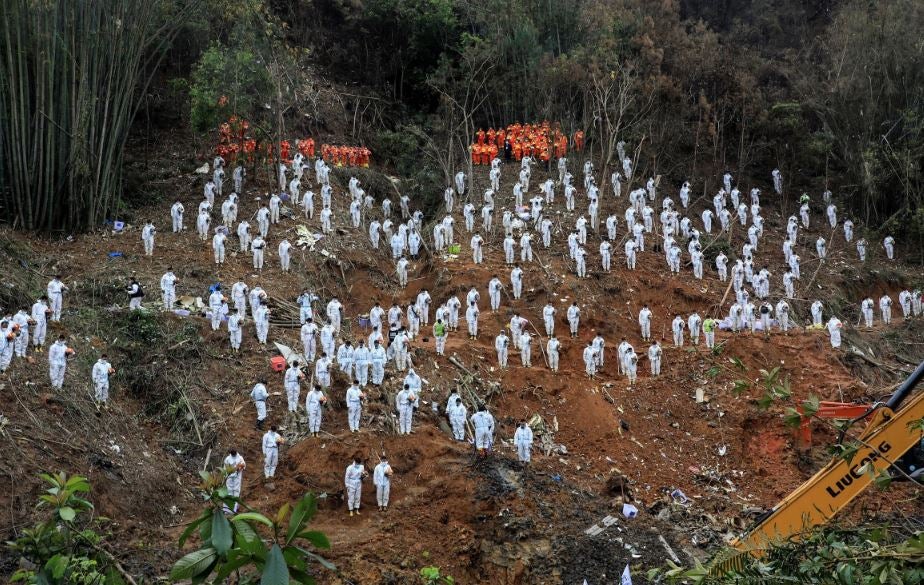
[476, 129, 486, 145]
[574, 130, 585, 151]
[487, 128, 496, 147]
[538, 142, 551, 171]
[496, 129, 506, 148]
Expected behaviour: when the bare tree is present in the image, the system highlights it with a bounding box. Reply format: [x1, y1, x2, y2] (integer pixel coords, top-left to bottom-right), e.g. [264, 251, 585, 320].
[587, 63, 653, 194]
[427, 48, 495, 198]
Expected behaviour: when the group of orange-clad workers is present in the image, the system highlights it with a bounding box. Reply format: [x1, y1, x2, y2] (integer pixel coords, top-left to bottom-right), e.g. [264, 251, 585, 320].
[215, 137, 370, 167]
[294, 138, 315, 158]
[320, 144, 371, 167]
[469, 122, 585, 166]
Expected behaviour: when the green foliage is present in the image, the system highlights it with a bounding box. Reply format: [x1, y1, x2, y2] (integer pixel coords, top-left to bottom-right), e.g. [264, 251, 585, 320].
[783, 407, 803, 428]
[755, 366, 792, 410]
[420, 566, 455, 585]
[115, 309, 165, 347]
[10, 554, 117, 585]
[170, 470, 334, 584]
[732, 379, 751, 397]
[801, 394, 820, 418]
[700, 237, 732, 265]
[872, 469, 893, 491]
[830, 442, 861, 466]
[189, 43, 273, 133]
[6, 473, 123, 585]
[784, 394, 820, 428]
[650, 524, 924, 584]
[909, 418, 924, 433]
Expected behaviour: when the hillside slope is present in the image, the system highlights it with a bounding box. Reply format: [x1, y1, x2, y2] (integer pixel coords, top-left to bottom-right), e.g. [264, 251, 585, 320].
[0, 139, 921, 584]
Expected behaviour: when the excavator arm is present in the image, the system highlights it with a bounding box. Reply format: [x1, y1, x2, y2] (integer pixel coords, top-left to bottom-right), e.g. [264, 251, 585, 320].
[710, 361, 924, 575]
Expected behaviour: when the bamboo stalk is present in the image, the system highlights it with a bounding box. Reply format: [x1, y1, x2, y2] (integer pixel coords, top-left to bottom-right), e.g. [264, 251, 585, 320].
[0, 0, 195, 232]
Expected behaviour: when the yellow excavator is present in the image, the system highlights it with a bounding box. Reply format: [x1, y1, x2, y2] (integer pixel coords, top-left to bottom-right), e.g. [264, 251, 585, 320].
[710, 360, 924, 575]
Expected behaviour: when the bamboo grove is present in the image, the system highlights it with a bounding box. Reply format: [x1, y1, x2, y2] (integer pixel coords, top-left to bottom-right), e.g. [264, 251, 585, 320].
[0, 0, 190, 232]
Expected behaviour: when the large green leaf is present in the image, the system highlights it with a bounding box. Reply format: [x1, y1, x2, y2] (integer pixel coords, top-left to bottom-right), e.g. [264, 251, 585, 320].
[200, 513, 213, 543]
[58, 506, 76, 522]
[283, 546, 307, 572]
[45, 554, 67, 579]
[213, 551, 253, 583]
[287, 494, 316, 545]
[288, 567, 317, 585]
[170, 548, 218, 580]
[211, 509, 233, 555]
[296, 530, 330, 550]
[39, 473, 58, 487]
[190, 558, 219, 584]
[233, 512, 275, 527]
[234, 519, 267, 558]
[65, 475, 91, 492]
[179, 510, 212, 547]
[71, 497, 94, 511]
[261, 544, 290, 585]
[275, 503, 291, 527]
[294, 546, 337, 571]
